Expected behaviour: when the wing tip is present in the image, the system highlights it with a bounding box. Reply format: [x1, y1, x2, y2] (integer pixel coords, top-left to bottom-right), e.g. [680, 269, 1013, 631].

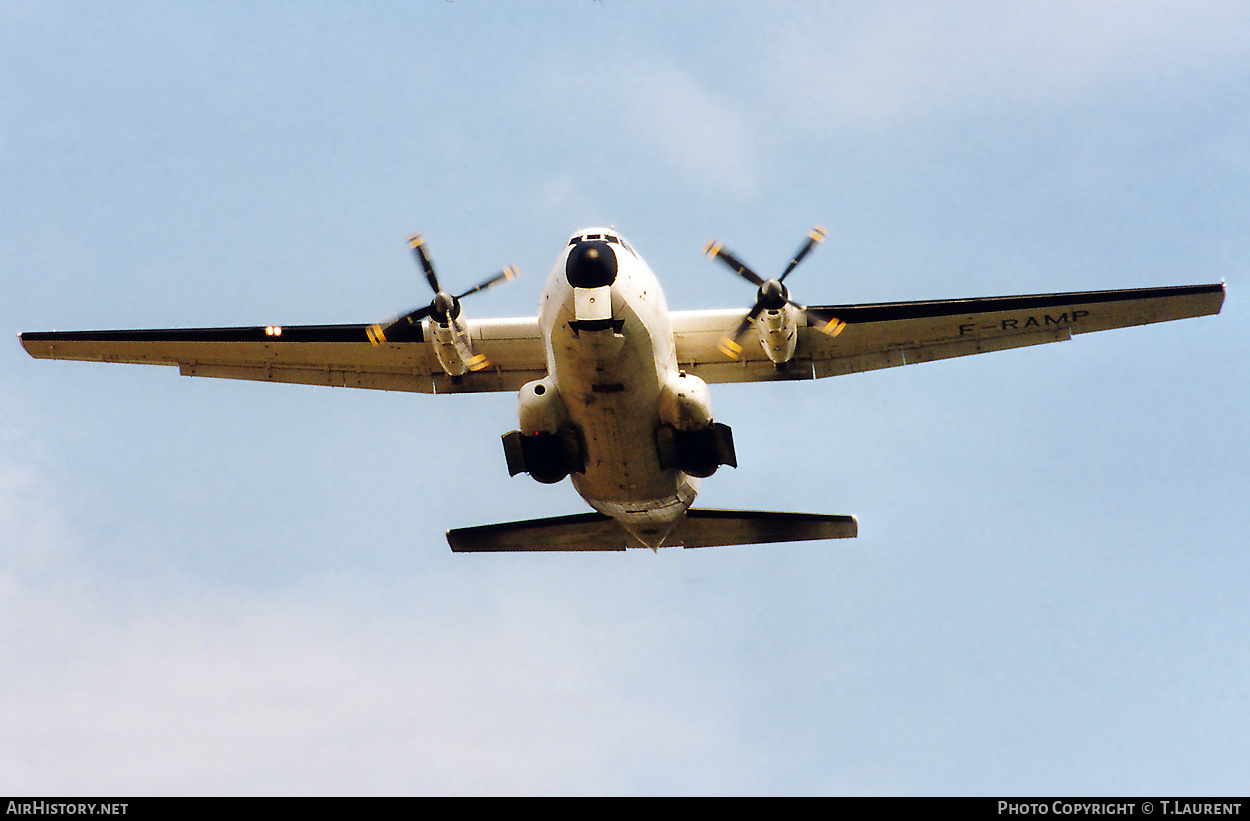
[18, 332, 48, 359]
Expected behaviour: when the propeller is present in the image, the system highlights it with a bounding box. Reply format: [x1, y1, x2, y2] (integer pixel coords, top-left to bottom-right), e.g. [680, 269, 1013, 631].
[703, 225, 845, 359]
[367, 232, 518, 346]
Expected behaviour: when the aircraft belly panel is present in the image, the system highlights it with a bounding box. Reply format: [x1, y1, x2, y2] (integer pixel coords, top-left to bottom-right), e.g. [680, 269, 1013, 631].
[554, 308, 673, 504]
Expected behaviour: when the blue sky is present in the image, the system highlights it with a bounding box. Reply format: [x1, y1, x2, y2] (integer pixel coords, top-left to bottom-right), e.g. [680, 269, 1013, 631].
[2, 1, 1248, 796]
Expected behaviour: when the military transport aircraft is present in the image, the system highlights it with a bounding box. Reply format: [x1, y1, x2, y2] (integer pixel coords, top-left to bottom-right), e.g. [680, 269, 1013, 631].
[20, 227, 1225, 551]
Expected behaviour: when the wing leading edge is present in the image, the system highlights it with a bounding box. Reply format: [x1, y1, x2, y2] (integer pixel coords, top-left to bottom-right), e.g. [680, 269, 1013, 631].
[19, 317, 546, 394]
[674, 282, 1225, 383]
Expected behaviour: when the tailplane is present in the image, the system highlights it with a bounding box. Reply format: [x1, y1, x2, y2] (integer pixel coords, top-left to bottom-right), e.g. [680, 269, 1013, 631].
[446, 509, 857, 552]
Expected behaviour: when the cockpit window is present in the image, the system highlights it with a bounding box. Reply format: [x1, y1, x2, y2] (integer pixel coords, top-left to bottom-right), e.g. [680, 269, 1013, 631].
[569, 232, 631, 254]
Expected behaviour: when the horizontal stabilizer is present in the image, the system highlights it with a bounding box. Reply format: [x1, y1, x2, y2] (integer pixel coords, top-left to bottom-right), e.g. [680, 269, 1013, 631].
[446, 508, 858, 552]
[677, 508, 858, 548]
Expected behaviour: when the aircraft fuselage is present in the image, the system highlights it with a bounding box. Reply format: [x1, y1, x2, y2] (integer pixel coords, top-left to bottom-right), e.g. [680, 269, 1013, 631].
[539, 228, 700, 547]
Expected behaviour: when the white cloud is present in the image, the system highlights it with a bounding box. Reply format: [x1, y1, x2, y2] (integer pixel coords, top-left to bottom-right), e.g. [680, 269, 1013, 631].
[756, 0, 1250, 132]
[614, 59, 759, 198]
[0, 467, 75, 584]
[534, 52, 760, 199]
[0, 393, 84, 603]
[0, 558, 749, 795]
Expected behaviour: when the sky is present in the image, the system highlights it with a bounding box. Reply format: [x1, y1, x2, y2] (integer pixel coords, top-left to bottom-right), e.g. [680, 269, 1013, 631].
[2, 0, 1248, 797]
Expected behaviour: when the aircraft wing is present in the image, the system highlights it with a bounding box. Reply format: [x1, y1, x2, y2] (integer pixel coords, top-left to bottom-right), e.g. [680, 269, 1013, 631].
[672, 283, 1225, 383]
[19, 317, 547, 394]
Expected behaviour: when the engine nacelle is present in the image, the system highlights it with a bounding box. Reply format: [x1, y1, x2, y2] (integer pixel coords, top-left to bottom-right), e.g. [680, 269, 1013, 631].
[655, 422, 737, 478]
[655, 370, 735, 477]
[657, 370, 713, 431]
[504, 378, 583, 484]
[759, 304, 801, 365]
[502, 429, 584, 484]
[429, 315, 486, 378]
[517, 377, 569, 435]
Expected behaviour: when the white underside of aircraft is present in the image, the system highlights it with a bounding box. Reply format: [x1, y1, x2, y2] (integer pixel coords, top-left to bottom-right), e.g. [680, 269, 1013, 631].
[20, 227, 1225, 551]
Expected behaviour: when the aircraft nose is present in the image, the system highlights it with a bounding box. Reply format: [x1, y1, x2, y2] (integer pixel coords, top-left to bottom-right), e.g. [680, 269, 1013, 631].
[566, 241, 617, 288]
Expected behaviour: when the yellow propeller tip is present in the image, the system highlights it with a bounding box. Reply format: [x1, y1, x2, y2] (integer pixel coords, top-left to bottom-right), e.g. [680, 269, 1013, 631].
[717, 338, 743, 359]
[822, 318, 846, 337]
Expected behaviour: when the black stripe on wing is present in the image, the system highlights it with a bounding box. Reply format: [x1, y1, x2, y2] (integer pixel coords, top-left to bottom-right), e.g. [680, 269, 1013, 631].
[809, 283, 1224, 325]
[20, 322, 424, 344]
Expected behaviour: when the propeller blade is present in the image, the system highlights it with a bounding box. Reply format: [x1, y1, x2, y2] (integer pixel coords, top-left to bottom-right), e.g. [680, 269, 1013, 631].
[372, 232, 517, 366]
[408, 232, 440, 293]
[456, 265, 519, 300]
[705, 225, 840, 357]
[799, 305, 846, 337]
[703, 240, 766, 287]
[779, 225, 826, 282]
[366, 305, 433, 346]
[717, 302, 766, 359]
[456, 340, 492, 372]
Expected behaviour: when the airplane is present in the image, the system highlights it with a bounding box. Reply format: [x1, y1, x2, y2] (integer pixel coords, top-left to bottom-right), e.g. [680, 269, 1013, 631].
[19, 226, 1225, 552]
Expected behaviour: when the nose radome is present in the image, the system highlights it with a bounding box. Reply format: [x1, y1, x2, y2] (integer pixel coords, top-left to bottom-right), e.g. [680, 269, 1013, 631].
[566, 241, 618, 288]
